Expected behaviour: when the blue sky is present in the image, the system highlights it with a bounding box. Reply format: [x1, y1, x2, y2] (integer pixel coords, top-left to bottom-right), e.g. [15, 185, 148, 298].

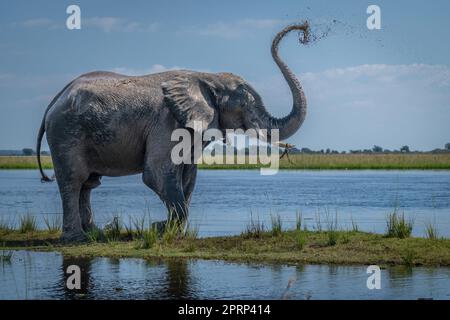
[0, 0, 449, 151]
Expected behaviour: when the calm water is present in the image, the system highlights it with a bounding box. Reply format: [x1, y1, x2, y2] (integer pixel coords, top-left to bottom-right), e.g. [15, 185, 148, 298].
[1, 170, 450, 300]
[0, 169, 449, 237]
[1, 251, 450, 300]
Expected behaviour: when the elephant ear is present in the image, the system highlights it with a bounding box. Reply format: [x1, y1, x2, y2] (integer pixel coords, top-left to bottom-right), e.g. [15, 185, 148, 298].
[162, 75, 216, 132]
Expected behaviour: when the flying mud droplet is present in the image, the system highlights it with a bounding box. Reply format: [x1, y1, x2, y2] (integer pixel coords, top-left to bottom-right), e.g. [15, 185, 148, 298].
[294, 19, 339, 46]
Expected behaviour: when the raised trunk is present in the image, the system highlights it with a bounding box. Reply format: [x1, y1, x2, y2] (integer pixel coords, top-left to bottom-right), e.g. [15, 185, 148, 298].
[257, 23, 309, 141]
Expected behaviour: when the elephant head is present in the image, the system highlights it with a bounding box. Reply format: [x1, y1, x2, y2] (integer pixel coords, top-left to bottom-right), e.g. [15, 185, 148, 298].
[162, 22, 310, 142]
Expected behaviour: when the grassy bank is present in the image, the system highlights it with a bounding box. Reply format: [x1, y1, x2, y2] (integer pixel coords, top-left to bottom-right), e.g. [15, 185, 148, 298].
[0, 156, 53, 169]
[1, 228, 449, 267]
[1, 154, 450, 170]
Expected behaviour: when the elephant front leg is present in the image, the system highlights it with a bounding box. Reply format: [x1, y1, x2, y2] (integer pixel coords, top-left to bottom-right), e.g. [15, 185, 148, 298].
[157, 179, 188, 222]
[182, 164, 198, 206]
[142, 165, 188, 230]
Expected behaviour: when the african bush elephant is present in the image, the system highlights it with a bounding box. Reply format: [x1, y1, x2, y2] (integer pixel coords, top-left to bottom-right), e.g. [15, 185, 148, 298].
[36, 23, 310, 242]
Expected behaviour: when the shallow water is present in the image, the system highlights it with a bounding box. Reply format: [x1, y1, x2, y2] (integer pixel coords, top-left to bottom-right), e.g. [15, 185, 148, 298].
[0, 169, 449, 237]
[1, 251, 449, 300]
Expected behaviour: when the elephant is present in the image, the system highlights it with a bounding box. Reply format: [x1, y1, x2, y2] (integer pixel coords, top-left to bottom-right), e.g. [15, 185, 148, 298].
[36, 22, 310, 242]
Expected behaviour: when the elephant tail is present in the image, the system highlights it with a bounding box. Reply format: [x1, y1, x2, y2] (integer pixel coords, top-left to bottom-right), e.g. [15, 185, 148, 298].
[36, 80, 74, 183]
[37, 118, 53, 182]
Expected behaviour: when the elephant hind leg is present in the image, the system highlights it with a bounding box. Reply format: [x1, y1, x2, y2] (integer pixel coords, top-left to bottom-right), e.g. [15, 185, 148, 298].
[79, 174, 102, 232]
[55, 174, 87, 243]
[50, 147, 90, 242]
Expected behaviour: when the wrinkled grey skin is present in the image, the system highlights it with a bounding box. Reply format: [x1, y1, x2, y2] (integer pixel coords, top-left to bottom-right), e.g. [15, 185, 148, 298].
[37, 23, 310, 242]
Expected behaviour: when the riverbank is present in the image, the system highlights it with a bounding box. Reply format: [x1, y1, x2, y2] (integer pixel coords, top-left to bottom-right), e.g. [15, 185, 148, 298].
[1, 154, 450, 170]
[1, 230, 449, 267]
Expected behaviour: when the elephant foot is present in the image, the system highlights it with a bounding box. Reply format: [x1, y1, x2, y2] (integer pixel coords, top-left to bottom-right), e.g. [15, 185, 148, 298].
[60, 231, 88, 244]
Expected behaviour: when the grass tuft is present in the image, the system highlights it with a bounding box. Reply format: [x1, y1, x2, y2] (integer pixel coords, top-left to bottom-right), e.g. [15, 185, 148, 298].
[314, 210, 322, 232]
[43, 215, 62, 233]
[162, 219, 182, 245]
[19, 214, 37, 233]
[243, 212, 265, 239]
[425, 222, 438, 240]
[85, 228, 105, 243]
[184, 222, 199, 241]
[131, 215, 147, 239]
[0, 217, 14, 234]
[270, 214, 282, 237]
[104, 216, 122, 242]
[401, 248, 417, 267]
[350, 216, 359, 233]
[295, 230, 306, 250]
[386, 209, 413, 239]
[326, 210, 339, 246]
[137, 226, 159, 249]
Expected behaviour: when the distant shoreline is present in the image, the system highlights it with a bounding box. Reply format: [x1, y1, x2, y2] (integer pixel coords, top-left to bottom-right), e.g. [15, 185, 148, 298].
[1, 154, 450, 170]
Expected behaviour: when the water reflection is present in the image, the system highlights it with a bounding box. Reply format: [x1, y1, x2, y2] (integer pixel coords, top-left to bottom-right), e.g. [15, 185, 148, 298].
[1, 251, 450, 300]
[62, 256, 92, 299]
[165, 259, 194, 299]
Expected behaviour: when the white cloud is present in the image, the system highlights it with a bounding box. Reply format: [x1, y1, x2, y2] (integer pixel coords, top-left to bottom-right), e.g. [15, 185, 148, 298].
[20, 18, 59, 29]
[2, 64, 448, 150]
[83, 17, 158, 33]
[111, 64, 183, 76]
[184, 18, 288, 38]
[252, 64, 450, 150]
[16, 17, 158, 33]
[111, 64, 211, 76]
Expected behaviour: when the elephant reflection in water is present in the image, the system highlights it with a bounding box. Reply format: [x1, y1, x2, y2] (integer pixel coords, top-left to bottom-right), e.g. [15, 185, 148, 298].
[61, 256, 193, 299]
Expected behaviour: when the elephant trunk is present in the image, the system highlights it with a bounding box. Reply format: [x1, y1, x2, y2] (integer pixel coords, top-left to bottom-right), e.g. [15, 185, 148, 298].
[257, 22, 310, 141]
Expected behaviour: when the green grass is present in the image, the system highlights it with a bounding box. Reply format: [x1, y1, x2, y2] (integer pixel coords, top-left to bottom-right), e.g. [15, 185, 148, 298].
[326, 211, 339, 246]
[1, 209, 449, 267]
[243, 212, 265, 239]
[386, 210, 414, 239]
[137, 226, 159, 249]
[1, 229, 449, 267]
[80, 214, 199, 250]
[2, 154, 450, 170]
[199, 153, 450, 170]
[0, 156, 53, 169]
[295, 230, 306, 250]
[131, 215, 147, 238]
[425, 223, 438, 240]
[401, 247, 417, 267]
[350, 216, 359, 233]
[104, 216, 123, 242]
[19, 214, 37, 233]
[42, 215, 62, 233]
[0, 217, 14, 234]
[270, 214, 282, 237]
